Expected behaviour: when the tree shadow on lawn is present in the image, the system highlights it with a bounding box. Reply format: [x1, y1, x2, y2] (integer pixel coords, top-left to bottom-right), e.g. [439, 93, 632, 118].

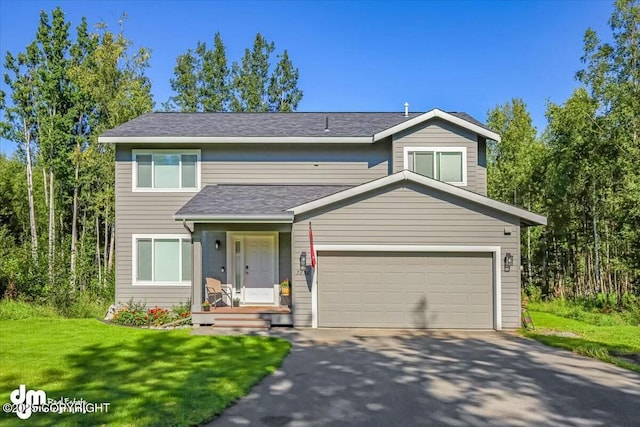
[209, 330, 640, 426]
[23, 330, 290, 427]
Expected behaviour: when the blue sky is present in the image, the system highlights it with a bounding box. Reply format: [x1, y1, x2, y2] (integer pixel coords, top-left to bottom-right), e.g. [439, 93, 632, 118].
[0, 0, 613, 154]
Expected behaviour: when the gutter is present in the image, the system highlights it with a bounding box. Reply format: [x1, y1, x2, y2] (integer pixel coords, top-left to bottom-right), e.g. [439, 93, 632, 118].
[173, 214, 293, 224]
[98, 136, 373, 144]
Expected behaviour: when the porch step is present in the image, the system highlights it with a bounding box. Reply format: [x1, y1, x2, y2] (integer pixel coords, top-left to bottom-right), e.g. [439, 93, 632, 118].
[213, 317, 271, 329]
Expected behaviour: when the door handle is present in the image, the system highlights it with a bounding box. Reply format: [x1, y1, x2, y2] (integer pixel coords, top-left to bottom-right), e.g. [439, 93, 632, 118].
[245, 265, 249, 274]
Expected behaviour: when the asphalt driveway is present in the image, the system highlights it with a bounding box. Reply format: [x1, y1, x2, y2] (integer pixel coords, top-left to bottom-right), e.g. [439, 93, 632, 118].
[204, 329, 640, 426]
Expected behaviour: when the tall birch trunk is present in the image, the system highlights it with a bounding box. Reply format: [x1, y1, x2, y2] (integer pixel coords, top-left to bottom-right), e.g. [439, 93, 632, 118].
[48, 169, 55, 284]
[23, 119, 38, 260]
[108, 223, 115, 271]
[103, 213, 108, 281]
[592, 190, 600, 293]
[96, 214, 102, 285]
[70, 150, 79, 291]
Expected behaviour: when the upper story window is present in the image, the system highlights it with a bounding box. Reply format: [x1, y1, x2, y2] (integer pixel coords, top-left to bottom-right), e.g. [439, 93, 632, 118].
[404, 147, 467, 186]
[132, 150, 200, 191]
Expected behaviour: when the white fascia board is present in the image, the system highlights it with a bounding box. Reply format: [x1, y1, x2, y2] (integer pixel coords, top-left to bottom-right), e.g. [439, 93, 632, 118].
[173, 214, 292, 223]
[98, 136, 373, 144]
[289, 170, 546, 226]
[373, 108, 501, 142]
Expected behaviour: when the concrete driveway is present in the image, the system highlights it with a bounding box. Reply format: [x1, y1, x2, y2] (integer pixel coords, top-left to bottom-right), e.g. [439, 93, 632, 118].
[204, 329, 640, 426]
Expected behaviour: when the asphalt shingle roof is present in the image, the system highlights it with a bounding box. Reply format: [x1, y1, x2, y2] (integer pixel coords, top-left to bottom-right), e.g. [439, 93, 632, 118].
[102, 111, 493, 138]
[174, 184, 353, 218]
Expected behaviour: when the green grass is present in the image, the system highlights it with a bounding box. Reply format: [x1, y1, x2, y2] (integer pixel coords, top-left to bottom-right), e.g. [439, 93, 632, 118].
[0, 298, 109, 320]
[0, 300, 61, 320]
[525, 311, 640, 372]
[528, 299, 640, 326]
[0, 319, 291, 426]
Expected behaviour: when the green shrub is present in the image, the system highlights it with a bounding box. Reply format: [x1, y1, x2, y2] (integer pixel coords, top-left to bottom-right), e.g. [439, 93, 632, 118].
[524, 284, 542, 302]
[0, 299, 60, 320]
[111, 300, 189, 327]
[171, 300, 191, 319]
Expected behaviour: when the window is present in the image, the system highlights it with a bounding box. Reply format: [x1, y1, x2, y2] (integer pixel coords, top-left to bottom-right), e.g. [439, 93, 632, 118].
[133, 235, 191, 285]
[404, 147, 467, 186]
[133, 150, 200, 191]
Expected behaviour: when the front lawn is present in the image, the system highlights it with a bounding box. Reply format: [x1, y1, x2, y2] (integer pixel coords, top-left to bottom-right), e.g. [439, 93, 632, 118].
[525, 311, 640, 372]
[0, 319, 291, 426]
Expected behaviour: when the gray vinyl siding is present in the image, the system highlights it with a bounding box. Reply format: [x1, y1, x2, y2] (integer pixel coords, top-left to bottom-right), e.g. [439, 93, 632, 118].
[291, 182, 521, 328]
[114, 145, 193, 307]
[476, 137, 487, 196]
[392, 118, 486, 195]
[201, 143, 390, 185]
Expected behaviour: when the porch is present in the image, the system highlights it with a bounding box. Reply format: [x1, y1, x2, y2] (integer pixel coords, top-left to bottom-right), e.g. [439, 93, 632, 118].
[192, 305, 293, 328]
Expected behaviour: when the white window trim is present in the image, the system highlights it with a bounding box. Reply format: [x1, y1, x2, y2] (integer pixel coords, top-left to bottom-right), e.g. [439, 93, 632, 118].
[132, 149, 201, 192]
[403, 146, 467, 186]
[310, 245, 502, 330]
[131, 234, 192, 286]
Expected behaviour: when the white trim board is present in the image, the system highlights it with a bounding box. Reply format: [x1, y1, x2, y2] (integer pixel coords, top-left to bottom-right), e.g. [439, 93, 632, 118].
[102, 136, 373, 144]
[311, 245, 502, 331]
[373, 108, 501, 142]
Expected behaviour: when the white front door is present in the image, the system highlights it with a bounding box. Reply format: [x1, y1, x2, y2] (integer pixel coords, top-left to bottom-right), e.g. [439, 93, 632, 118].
[242, 236, 276, 304]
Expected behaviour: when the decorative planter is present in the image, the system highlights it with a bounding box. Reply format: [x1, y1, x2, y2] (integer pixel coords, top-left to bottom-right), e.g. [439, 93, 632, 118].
[202, 305, 211, 312]
[281, 288, 290, 296]
[232, 300, 240, 307]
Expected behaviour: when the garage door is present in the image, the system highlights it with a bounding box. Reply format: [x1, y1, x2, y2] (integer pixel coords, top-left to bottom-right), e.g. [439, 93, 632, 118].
[318, 251, 493, 329]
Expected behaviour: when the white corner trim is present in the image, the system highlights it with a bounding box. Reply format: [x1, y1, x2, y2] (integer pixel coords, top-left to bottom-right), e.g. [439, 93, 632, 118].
[403, 146, 468, 186]
[311, 245, 502, 330]
[373, 108, 501, 142]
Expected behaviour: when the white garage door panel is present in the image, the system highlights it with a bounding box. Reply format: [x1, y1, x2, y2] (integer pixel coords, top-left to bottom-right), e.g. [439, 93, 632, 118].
[318, 252, 493, 329]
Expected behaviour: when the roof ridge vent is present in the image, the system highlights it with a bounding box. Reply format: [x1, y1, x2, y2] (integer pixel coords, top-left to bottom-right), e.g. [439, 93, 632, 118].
[404, 102, 409, 117]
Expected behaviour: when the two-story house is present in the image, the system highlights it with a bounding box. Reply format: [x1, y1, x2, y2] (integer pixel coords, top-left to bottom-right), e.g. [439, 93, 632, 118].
[98, 108, 546, 329]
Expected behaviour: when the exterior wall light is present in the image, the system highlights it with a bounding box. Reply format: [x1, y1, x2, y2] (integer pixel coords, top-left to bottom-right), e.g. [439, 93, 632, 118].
[215, 240, 221, 249]
[504, 252, 513, 272]
[300, 252, 307, 271]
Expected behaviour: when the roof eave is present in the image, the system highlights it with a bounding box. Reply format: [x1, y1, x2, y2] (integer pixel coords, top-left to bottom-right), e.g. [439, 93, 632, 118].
[372, 108, 501, 142]
[98, 136, 373, 144]
[173, 214, 293, 224]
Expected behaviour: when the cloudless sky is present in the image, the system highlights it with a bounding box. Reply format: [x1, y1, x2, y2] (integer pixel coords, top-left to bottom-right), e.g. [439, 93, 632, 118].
[0, 0, 614, 154]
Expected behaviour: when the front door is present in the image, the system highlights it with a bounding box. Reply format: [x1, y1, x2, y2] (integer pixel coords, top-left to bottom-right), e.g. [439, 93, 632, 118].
[234, 235, 276, 304]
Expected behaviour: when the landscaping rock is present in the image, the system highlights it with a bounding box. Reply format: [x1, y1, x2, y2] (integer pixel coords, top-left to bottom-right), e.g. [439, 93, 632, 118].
[104, 304, 118, 321]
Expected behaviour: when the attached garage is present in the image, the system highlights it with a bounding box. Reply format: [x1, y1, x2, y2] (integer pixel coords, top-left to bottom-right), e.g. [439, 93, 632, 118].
[289, 171, 547, 330]
[317, 250, 495, 329]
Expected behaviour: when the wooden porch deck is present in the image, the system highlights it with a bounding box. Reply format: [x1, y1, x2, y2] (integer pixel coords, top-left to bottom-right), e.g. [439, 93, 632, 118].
[192, 305, 293, 327]
[194, 305, 291, 314]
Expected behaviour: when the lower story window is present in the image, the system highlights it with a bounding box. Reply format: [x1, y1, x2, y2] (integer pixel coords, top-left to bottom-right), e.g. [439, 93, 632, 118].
[135, 236, 191, 284]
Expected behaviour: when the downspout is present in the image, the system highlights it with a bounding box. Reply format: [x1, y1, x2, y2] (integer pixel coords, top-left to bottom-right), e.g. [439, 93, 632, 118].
[182, 220, 195, 311]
